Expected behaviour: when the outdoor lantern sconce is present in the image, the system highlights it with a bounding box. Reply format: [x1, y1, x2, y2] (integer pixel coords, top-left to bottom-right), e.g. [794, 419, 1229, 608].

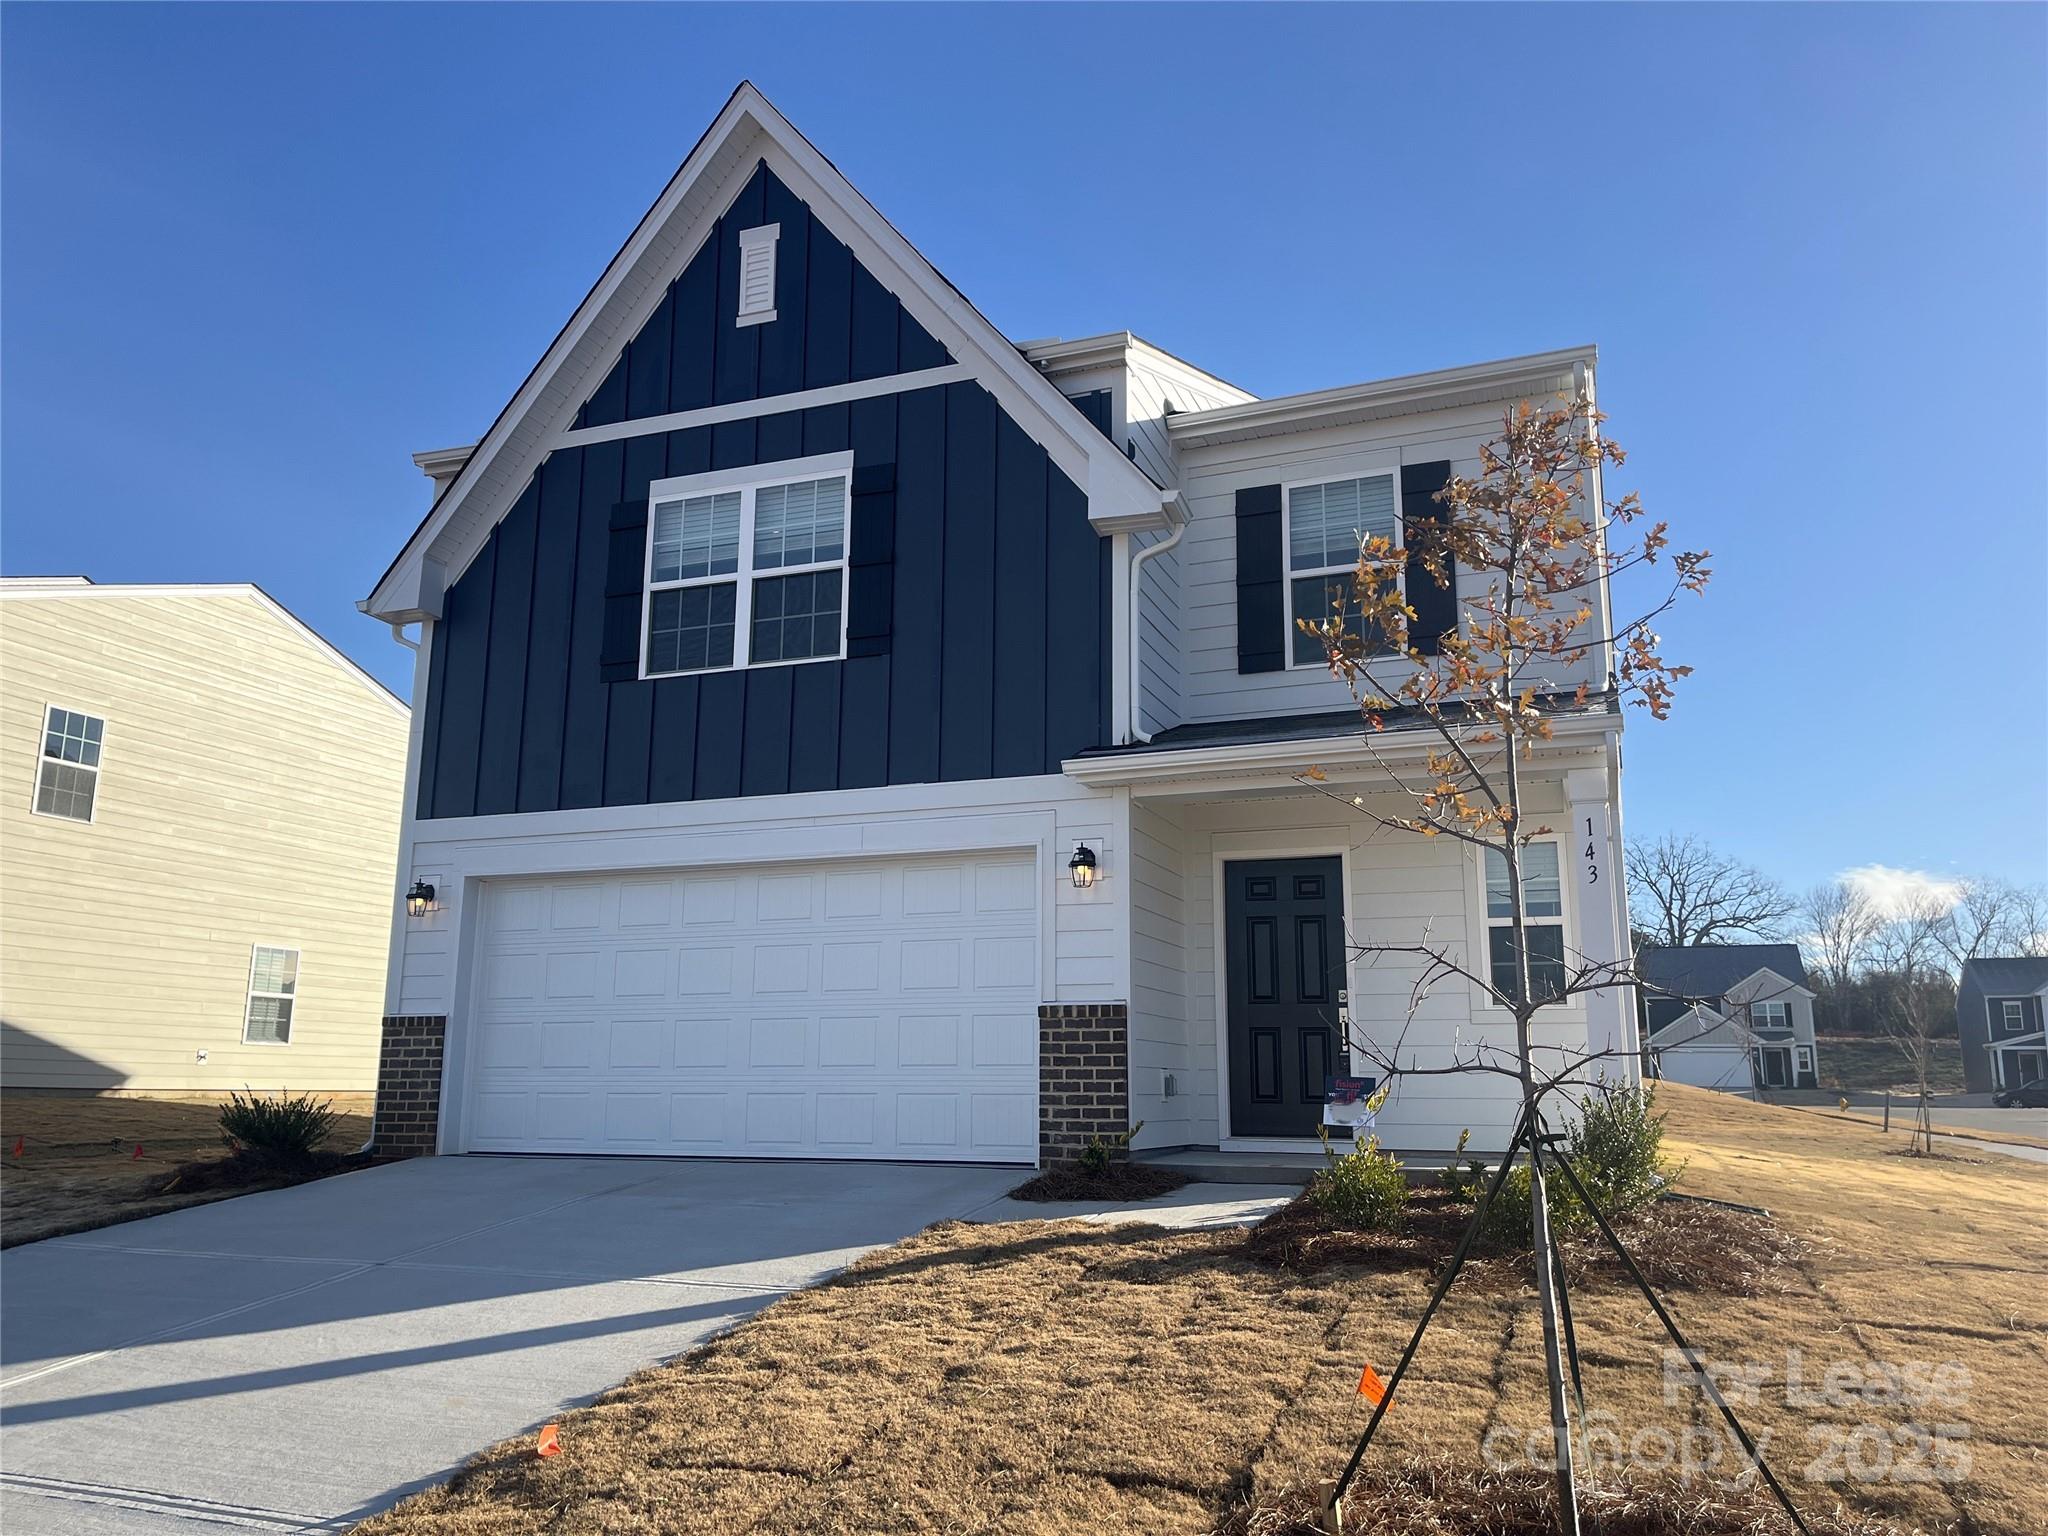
[405, 879, 436, 918]
[1068, 843, 1098, 890]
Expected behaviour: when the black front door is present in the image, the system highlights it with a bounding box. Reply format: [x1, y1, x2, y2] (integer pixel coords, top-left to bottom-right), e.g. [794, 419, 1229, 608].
[1225, 857, 1345, 1137]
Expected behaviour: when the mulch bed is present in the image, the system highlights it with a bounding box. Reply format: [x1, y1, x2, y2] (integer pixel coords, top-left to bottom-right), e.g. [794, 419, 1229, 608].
[1242, 1188, 1807, 1297]
[1007, 1161, 1194, 1202]
[146, 1147, 376, 1197]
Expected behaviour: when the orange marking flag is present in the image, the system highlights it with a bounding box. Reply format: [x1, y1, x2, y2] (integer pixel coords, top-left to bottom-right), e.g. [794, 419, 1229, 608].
[1357, 1364, 1391, 1409]
[11, 1137, 22, 1158]
[536, 1423, 561, 1458]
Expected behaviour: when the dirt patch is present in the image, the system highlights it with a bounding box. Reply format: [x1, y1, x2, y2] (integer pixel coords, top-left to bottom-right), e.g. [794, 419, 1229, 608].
[147, 1146, 374, 1196]
[1241, 1188, 1805, 1299]
[1, 1093, 373, 1247]
[354, 1086, 2047, 1536]
[1008, 1161, 1194, 1202]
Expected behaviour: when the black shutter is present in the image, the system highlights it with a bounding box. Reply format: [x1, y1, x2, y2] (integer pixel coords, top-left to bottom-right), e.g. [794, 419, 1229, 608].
[598, 498, 647, 683]
[1402, 460, 1455, 654]
[846, 460, 895, 658]
[1235, 483, 1285, 674]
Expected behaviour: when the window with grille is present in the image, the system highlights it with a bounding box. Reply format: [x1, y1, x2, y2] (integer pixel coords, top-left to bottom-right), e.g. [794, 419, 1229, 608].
[1482, 842, 1566, 1004]
[244, 946, 300, 1045]
[642, 456, 849, 677]
[1283, 473, 1401, 665]
[33, 706, 105, 823]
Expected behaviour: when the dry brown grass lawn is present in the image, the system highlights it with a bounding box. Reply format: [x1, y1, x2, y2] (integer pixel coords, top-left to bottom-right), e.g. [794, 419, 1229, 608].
[354, 1086, 2047, 1536]
[0, 1092, 373, 1247]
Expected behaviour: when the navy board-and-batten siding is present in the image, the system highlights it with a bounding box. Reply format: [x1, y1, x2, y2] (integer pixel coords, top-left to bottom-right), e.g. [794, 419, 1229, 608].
[417, 169, 1109, 819]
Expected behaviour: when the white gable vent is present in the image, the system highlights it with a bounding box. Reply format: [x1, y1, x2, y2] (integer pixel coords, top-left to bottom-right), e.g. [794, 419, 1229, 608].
[736, 223, 779, 327]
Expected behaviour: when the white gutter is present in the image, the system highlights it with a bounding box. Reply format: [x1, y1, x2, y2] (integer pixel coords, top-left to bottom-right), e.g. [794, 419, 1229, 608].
[1127, 492, 1187, 744]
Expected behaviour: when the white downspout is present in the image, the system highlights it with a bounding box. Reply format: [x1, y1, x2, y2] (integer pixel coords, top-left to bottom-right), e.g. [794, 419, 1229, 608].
[1128, 494, 1187, 744]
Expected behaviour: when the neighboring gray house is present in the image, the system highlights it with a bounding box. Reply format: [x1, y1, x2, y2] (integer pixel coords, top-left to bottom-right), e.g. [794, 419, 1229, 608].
[1638, 944, 1819, 1093]
[1956, 957, 2048, 1094]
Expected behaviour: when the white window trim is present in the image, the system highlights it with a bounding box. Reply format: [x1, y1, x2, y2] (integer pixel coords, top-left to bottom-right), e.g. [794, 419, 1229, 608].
[30, 702, 107, 825]
[1280, 468, 1404, 671]
[1795, 1044, 1814, 1075]
[1465, 836, 1583, 1018]
[1999, 999, 2027, 1033]
[735, 222, 780, 327]
[1750, 999, 1791, 1029]
[638, 451, 854, 681]
[242, 944, 301, 1047]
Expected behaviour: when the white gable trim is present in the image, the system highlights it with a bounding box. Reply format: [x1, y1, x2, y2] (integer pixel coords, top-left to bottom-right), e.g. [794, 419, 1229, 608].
[365, 82, 1166, 624]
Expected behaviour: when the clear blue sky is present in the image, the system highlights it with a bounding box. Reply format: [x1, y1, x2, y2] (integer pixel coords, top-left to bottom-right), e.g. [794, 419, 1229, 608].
[5, 3, 2043, 895]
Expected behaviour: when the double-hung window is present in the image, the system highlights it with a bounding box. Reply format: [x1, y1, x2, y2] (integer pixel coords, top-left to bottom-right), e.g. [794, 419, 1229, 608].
[1482, 842, 1566, 1004]
[1285, 472, 1400, 666]
[642, 454, 850, 677]
[2001, 999, 2027, 1034]
[34, 706, 105, 822]
[244, 945, 299, 1045]
[1750, 999, 1791, 1031]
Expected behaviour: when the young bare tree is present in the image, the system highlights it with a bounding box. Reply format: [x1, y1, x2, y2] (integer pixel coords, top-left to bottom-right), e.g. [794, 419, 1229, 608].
[1869, 897, 1954, 1154]
[1625, 832, 1794, 949]
[1299, 394, 1707, 1531]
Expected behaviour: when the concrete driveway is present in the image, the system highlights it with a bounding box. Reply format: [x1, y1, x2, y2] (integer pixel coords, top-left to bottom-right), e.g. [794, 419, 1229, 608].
[0, 1155, 1020, 1533]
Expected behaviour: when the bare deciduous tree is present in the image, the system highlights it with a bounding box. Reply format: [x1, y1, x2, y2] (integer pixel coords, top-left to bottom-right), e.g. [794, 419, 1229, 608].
[1869, 898, 1953, 1154]
[1299, 393, 1708, 1530]
[1625, 833, 1795, 949]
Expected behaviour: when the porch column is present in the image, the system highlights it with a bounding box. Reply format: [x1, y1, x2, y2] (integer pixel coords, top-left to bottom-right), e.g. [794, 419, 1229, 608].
[1563, 766, 1637, 1085]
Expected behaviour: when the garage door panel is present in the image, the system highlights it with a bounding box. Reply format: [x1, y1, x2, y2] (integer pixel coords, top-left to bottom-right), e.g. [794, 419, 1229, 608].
[463, 854, 1038, 1162]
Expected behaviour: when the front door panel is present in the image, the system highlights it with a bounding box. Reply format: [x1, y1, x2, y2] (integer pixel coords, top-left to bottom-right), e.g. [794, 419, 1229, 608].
[1225, 857, 1345, 1137]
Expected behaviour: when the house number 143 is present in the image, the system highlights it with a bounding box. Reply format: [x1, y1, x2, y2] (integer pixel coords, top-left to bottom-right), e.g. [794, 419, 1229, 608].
[1583, 816, 1600, 885]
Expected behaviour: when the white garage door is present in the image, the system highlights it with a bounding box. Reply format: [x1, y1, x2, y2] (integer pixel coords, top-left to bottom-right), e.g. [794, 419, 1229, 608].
[462, 852, 1040, 1162]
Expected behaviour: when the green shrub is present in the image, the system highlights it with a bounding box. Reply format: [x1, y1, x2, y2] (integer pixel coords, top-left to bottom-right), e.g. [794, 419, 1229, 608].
[1077, 1120, 1143, 1176]
[1308, 1128, 1409, 1231]
[1570, 1079, 1680, 1216]
[1481, 1083, 1678, 1245]
[219, 1089, 337, 1169]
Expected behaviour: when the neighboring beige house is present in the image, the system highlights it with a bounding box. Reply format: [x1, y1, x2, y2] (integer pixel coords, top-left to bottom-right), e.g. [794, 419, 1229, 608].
[0, 579, 408, 1092]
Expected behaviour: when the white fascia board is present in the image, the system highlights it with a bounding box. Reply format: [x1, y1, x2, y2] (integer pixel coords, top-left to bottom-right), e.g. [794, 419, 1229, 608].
[1166, 346, 1597, 449]
[1732, 966, 1815, 1001]
[1022, 332, 1256, 406]
[1060, 708, 1615, 789]
[368, 85, 1162, 621]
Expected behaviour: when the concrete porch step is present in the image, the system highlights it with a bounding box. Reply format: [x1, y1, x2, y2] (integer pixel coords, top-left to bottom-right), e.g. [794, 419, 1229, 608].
[1133, 1149, 1322, 1187]
[1135, 1146, 1476, 1187]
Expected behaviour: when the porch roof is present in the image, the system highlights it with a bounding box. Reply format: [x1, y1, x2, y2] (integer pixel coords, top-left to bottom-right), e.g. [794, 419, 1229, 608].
[1062, 698, 1621, 790]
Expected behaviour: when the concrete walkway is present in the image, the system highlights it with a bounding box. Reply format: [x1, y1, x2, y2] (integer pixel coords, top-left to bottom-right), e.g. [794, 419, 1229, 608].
[0, 1155, 1021, 1533]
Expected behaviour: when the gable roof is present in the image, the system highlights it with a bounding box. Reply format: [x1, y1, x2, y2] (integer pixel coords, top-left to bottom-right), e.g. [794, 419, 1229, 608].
[1636, 943, 1809, 1001]
[1649, 1004, 1755, 1049]
[0, 580, 406, 715]
[1962, 956, 2048, 994]
[365, 82, 1170, 623]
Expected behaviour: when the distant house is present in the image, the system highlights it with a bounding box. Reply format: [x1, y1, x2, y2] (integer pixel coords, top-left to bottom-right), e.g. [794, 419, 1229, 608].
[1637, 943, 1819, 1093]
[0, 579, 409, 1093]
[1956, 958, 2048, 1095]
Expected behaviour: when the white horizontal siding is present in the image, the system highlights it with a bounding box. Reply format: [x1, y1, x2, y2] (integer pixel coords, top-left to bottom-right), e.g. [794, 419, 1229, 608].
[1127, 800, 1189, 1148]
[0, 591, 408, 1091]
[1173, 402, 1608, 725]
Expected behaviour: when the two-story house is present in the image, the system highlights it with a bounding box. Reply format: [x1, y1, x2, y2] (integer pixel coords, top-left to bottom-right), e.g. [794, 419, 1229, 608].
[1, 578, 408, 1093]
[1956, 957, 2048, 1095]
[360, 84, 1637, 1167]
[1638, 943, 1819, 1093]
